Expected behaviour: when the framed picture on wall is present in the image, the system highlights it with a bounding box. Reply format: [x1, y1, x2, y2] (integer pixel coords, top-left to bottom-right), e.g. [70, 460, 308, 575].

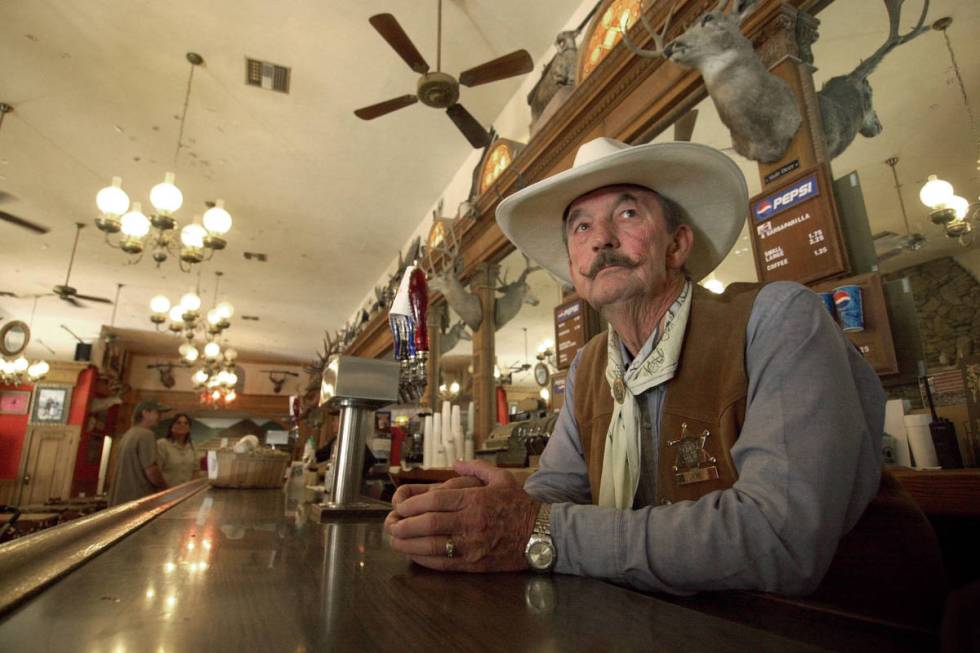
[29, 384, 72, 425]
[0, 390, 31, 415]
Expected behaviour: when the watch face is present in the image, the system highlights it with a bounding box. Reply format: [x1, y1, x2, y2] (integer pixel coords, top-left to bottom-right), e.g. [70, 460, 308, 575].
[528, 539, 555, 570]
[534, 363, 550, 387]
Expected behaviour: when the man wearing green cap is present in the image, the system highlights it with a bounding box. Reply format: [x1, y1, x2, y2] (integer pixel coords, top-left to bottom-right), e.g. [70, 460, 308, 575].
[108, 400, 171, 506]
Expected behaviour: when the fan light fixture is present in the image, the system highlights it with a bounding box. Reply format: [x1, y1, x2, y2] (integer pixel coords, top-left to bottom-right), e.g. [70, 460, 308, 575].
[94, 53, 232, 271]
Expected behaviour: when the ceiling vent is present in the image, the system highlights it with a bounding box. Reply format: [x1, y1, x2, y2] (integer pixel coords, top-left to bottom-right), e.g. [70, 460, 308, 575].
[243, 251, 268, 262]
[245, 58, 291, 94]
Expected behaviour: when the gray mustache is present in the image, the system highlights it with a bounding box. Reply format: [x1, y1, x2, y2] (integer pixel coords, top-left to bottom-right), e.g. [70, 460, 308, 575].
[587, 251, 638, 279]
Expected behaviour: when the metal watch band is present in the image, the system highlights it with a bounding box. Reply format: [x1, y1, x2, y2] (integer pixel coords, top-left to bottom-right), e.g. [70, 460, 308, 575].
[534, 503, 552, 537]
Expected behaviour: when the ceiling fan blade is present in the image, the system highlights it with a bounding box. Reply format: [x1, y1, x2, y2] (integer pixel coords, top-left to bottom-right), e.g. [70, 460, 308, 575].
[369, 14, 430, 74]
[459, 50, 533, 87]
[673, 109, 699, 142]
[0, 290, 18, 297]
[60, 295, 83, 307]
[354, 95, 419, 120]
[0, 191, 14, 202]
[0, 210, 50, 234]
[446, 104, 490, 148]
[73, 293, 113, 304]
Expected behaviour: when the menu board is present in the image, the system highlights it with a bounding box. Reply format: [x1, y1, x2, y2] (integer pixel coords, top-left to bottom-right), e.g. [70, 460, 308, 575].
[748, 164, 849, 285]
[551, 371, 568, 412]
[554, 298, 589, 369]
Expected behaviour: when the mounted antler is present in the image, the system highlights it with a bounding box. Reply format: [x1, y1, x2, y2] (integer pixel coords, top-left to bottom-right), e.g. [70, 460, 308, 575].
[494, 254, 542, 330]
[817, 0, 929, 158]
[424, 230, 483, 331]
[852, 0, 930, 79]
[618, 1, 674, 59]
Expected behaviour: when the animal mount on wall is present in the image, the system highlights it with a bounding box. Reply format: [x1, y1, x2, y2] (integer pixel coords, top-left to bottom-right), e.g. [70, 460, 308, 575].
[424, 236, 483, 332]
[527, 30, 579, 132]
[147, 362, 178, 389]
[621, 0, 801, 163]
[817, 0, 929, 159]
[439, 319, 472, 356]
[262, 369, 299, 394]
[494, 255, 542, 332]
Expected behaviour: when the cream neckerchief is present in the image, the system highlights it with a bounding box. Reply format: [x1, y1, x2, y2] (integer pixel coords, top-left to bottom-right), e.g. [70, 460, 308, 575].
[599, 281, 692, 509]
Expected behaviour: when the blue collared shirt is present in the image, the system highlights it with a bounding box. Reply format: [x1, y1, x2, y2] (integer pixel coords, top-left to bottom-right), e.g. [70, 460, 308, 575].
[524, 282, 885, 596]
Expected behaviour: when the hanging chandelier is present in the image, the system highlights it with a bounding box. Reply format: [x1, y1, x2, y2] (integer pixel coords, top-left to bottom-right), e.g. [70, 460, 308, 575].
[93, 52, 233, 271]
[0, 308, 50, 385]
[916, 17, 979, 243]
[192, 343, 240, 408]
[0, 356, 49, 385]
[149, 271, 234, 364]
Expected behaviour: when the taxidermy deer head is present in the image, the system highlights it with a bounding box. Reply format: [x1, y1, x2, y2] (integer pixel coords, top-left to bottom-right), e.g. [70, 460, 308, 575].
[423, 238, 483, 331]
[621, 0, 801, 163]
[494, 254, 541, 331]
[817, 0, 929, 159]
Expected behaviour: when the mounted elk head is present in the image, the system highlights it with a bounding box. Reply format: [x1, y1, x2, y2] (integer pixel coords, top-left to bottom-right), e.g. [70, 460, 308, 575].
[147, 362, 177, 389]
[439, 319, 473, 356]
[423, 237, 483, 331]
[817, 0, 929, 159]
[494, 254, 541, 331]
[621, 0, 801, 163]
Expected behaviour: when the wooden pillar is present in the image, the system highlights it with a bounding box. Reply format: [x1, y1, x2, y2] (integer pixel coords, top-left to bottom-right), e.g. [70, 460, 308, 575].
[470, 262, 498, 449]
[754, 4, 826, 189]
[423, 302, 447, 411]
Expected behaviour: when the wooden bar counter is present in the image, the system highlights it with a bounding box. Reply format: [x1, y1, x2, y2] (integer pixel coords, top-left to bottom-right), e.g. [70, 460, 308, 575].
[0, 487, 926, 652]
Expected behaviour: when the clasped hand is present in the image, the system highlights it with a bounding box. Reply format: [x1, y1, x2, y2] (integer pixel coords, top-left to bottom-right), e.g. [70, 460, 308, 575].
[384, 459, 539, 572]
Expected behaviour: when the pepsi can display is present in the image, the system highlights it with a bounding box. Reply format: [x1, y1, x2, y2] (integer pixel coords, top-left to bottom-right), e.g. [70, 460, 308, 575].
[833, 285, 864, 332]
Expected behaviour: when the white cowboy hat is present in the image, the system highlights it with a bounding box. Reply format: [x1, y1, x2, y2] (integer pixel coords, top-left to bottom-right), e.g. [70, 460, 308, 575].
[495, 137, 748, 284]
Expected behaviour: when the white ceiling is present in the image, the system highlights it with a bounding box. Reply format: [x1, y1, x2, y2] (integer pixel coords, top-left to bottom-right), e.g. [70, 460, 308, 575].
[0, 0, 584, 363]
[2, 0, 978, 374]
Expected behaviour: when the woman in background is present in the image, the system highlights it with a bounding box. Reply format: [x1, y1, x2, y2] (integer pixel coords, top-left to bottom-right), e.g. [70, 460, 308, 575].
[157, 413, 200, 486]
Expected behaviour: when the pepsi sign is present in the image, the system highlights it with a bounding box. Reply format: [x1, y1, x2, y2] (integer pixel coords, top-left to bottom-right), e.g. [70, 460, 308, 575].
[753, 172, 819, 222]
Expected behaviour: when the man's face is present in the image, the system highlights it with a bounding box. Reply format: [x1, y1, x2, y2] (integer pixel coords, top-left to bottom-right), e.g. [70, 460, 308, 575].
[142, 409, 161, 428]
[565, 185, 690, 310]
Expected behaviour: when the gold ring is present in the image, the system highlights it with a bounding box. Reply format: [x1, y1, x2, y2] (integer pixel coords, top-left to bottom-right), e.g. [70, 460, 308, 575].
[445, 538, 456, 559]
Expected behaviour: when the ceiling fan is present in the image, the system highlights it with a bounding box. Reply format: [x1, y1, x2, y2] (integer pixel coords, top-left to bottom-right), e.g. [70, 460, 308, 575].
[873, 156, 927, 262]
[354, 0, 534, 148]
[0, 105, 50, 235]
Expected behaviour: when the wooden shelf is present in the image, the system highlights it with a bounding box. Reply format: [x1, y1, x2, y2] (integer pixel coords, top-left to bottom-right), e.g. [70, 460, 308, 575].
[891, 467, 980, 517]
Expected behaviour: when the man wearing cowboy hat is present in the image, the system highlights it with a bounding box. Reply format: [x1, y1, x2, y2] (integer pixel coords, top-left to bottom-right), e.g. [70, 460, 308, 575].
[386, 138, 943, 624]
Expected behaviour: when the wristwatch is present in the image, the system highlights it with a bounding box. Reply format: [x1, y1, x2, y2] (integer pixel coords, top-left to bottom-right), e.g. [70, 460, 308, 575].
[524, 503, 555, 573]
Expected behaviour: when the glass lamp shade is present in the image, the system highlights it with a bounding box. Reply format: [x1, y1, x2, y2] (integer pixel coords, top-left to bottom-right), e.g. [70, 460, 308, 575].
[96, 177, 130, 216]
[540, 387, 551, 401]
[215, 301, 234, 319]
[919, 175, 954, 209]
[223, 347, 238, 361]
[202, 200, 232, 235]
[33, 360, 50, 376]
[226, 371, 238, 386]
[1, 359, 15, 375]
[168, 306, 185, 322]
[180, 223, 207, 248]
[207, 309, 222, 325]
[13, 356, 29, 372]
[179, 343, 199, 362]
[149, 172, 183, 215]
[192, 369, 209, 386]
[204, 342, 221, 359]
[120, 202, 151, 238]
[180, 292, 202, 312]
[225, 389, 237, 402]
[950, 195, 969, 220]
[150, 295, 171, 314]
[449, 381, 460, 394]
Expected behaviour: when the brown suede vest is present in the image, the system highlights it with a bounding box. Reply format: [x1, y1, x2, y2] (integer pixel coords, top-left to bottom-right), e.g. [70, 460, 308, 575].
[573, 283, 947, 629]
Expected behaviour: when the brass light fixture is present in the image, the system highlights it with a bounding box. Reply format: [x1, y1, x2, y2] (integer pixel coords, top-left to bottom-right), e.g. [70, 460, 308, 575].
[148, 271, 234, 366]
[94, 53, 233, 271]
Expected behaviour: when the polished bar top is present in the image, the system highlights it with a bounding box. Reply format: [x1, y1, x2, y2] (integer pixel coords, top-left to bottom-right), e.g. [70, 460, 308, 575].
[0, 488, 837, 652]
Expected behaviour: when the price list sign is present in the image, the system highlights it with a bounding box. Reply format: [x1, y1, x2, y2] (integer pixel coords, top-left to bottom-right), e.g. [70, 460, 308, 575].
[554, 298, 588, 369]
[748, 164, 848, 285]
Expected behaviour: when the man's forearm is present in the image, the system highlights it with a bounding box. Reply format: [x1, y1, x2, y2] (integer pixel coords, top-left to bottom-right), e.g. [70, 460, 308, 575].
[144, 464, 168, 489]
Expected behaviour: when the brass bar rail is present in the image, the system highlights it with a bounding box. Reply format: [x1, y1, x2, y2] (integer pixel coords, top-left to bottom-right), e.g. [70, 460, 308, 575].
[0, 479, 208, 616]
